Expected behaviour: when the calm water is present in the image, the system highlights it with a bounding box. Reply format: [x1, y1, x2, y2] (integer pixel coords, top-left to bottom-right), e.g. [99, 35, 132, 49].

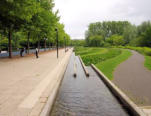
[50, 53, 129, 116]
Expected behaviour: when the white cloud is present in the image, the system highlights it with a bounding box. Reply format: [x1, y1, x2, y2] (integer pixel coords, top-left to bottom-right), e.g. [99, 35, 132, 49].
[54, 0, 151, 39]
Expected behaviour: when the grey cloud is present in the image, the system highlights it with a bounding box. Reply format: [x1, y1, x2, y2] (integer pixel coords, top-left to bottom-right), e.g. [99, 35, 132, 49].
[55, 0, 151, 39]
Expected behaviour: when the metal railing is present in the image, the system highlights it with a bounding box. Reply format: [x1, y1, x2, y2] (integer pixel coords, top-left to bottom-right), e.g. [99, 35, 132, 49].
[0, 47, 57, 58]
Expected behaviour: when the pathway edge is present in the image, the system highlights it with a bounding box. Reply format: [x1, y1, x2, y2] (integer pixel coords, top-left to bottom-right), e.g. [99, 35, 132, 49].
[39, 50, 73, 116]
[78, 55, 89, 77]
[91, 64, 146, 116]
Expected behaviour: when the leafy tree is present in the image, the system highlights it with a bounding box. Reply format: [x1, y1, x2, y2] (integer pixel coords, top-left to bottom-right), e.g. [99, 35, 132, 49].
[71, 39, 85, 46]
[123, 24, 137, 44]
[0, 0, 38, 57]
[89, 35, 104, 47]
[142, 26, 151, 47]
[106, 35, 124, 46]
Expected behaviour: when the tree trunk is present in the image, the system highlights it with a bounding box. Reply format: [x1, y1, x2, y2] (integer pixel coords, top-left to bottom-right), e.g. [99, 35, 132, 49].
[8, 29, 12, 58]
[49, 41, 50, 50]
[38, 40, 40, 49]
[27, 32, 30, 54]
[44, 39, 46, 51]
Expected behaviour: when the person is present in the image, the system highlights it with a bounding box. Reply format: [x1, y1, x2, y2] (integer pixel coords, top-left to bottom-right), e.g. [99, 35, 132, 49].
[35, 48, 39, 58]
[20, 48, 24, 57]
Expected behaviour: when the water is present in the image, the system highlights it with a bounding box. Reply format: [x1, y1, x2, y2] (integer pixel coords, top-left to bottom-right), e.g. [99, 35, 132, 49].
[50, 53, 129, 116]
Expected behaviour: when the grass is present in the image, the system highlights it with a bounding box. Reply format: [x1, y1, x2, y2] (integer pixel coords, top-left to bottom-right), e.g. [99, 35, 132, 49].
[75, 47, 106, 56]
[96, 49, 132, 80]
[81, 49, 121, 66]
[144, 56, 151, 70]
[75, 47, 132, 80]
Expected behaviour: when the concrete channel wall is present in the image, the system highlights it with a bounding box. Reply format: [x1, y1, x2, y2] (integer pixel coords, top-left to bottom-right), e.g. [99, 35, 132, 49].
[34, 49, 73, 116]
[91, 64, 146, 116]
[40, 52, 145, 116]
[78, 56, 89, 77]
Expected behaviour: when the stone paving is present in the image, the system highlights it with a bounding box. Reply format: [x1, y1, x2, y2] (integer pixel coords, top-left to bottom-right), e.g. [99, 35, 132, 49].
[0, 48, 72, 116]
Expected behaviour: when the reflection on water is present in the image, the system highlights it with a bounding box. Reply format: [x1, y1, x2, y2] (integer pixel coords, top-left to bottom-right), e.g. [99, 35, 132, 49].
[50, 54, 129, 116]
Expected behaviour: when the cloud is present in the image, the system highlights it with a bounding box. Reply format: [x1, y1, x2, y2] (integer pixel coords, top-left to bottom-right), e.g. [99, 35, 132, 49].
[54, 0, 151, 39]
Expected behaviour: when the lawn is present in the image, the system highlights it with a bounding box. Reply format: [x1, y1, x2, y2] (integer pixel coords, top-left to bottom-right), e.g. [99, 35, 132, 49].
[96, 49, 132, 80]
[144, 56, 151, 70]
[81, 49, 121, 66]
[75, 47, 132, 80]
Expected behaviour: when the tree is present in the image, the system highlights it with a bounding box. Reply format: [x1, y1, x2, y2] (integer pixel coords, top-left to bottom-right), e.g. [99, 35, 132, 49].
[0, 0, 38, 58]
[89, 35, 104, 47]
[106, 34, 124, 46]
[123, 24, 137, 45]
[142, 26, 151, 47]
[71, 39, 85, 46]
[0, 0, 70, 57]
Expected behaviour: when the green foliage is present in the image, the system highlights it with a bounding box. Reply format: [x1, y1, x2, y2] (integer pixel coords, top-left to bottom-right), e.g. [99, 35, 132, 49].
[117, 46, 151, 70]
[76, 47, 122, 66]
[96, 50, 132, 80]
[0, 38, 8, 50]
[85, 21, 132, 46]
[142, 26, 151, 47]
[19, 39, 27, 47]
[75, 47, 132, 80]
[144, 56, 151, 70]
[120, 46, 151, 56]
[75, 47, 107, 56]
[89, 35, 104, 47]
[0, 38, 15, 50]
[106, 34, 124, 46]
[71, 39, 85, 46]
[0, 0, 70, 55]
[85, 21, 151, 48]
[123, 24, 137, 44]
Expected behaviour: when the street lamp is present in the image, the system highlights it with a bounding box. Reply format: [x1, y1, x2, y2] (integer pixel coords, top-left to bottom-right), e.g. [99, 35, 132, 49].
[0, 37, 1, 53]
[55, 28, 59, 58]
[64, 36, 66, 53]
[44, 38, 47, 51]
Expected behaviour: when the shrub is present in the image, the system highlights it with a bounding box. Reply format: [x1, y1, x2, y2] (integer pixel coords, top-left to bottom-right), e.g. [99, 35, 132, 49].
[81, 49, 121, 66]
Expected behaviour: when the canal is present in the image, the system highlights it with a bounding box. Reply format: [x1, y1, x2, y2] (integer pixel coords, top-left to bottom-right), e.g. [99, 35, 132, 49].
[50, 53, 129, 116]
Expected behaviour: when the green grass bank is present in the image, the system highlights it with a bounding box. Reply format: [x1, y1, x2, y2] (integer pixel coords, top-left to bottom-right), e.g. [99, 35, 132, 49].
[75, 47, 132, 80]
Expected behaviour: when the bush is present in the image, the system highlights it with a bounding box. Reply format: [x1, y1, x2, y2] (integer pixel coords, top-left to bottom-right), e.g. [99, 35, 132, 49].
[119, 46, 151, 56]
[143, 47, 151, 56]
[81, 49, 121, 65]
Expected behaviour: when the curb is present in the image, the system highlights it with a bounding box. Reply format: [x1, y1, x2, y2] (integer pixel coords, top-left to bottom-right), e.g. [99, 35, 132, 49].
[39, 50, 72, 116]
[91, 64, 146, 116]
[78, 56, 89, 77]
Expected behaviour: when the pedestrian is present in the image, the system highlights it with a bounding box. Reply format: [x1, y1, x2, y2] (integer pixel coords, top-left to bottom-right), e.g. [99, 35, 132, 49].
[35, 48, 39, 58]
[20, 48, 24, 57]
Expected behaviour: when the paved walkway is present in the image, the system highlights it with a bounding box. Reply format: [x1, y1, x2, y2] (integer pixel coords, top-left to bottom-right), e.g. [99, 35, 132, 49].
[113, 50, 151, 107]
[0, 49, 72, 116]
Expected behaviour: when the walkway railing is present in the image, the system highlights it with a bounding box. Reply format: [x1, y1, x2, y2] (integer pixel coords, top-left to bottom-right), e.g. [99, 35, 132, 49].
[0, 48, 56, 58]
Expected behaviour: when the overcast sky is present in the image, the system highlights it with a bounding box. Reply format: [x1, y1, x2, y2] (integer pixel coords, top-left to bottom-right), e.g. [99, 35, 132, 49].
[54, 0, 151, 39]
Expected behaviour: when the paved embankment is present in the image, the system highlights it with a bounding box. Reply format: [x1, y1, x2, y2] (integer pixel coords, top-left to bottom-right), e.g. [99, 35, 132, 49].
[113, 50, 151, 115]
[50, 53, 129, 116]
[0, 49, 72, 116]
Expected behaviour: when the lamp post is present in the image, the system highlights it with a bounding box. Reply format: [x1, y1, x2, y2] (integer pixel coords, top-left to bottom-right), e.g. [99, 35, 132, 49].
[44, 38, 47, 51]
[64, 36, 66, 53]
[0, 35, 1, 53]
[55, 28, 59, 58]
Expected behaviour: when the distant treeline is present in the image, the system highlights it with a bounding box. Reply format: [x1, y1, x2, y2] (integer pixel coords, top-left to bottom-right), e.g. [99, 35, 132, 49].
[0, 0, 70, 58]
[72, 21, 151, 47]
[85, 21, 151, 47]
